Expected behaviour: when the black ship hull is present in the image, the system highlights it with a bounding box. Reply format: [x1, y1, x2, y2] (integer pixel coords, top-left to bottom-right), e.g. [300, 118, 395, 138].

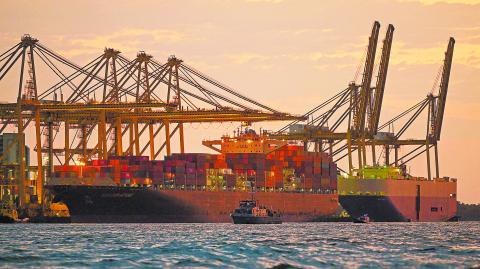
[231, 215, 282, 224]
[339, 195, 408, 222]
[48, 185, 339, 223]
[50, 185, 202, 223]
[0, 215, 15, 223]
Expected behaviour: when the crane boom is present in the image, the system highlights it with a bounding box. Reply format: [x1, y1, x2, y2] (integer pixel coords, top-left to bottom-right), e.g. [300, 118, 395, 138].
[369, 24, 394, 135]
[353, 21, 380, 134]
[433, 37, 455, 141]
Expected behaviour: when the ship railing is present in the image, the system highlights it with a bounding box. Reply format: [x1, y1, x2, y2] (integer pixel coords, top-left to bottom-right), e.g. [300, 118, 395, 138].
[149, 184, 337, 194]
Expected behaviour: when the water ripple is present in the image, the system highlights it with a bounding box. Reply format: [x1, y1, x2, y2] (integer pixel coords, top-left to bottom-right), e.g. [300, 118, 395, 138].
[0, 222, 479, 268]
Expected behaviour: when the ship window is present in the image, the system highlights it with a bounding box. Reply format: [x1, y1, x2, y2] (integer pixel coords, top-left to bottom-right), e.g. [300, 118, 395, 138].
[431, 207, 438, 212]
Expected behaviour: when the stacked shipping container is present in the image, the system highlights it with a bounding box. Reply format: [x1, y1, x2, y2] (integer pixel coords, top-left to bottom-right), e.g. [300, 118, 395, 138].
[53, 145, 338, 191]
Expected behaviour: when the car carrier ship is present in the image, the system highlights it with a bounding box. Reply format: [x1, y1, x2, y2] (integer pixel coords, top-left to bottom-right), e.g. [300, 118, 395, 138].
[47, 129, 339, 223]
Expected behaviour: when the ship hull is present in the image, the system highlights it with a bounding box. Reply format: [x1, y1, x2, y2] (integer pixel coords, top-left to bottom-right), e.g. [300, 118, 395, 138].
[48, 185, 339, 223]
[338, 177, 457, 222]
[0, 215, 15, 223]
[231, 215, 282, 224]
[339, 195, 409, 222]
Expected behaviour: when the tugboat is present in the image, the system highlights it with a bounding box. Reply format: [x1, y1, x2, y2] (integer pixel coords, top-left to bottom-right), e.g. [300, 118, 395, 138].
[231, 200, 282, 224]
[0, 203, 19, 223]
[353, 214, 370, 224]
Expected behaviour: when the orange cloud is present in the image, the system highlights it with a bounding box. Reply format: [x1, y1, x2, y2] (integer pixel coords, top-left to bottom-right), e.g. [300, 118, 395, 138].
[57, 28, 193, 58]
[398, 0, 480, 4]
[244, 0, 285, 3]
[226, 53, 270, 64]
[391, 41, 480, 68]
[280, 28, 334, 37]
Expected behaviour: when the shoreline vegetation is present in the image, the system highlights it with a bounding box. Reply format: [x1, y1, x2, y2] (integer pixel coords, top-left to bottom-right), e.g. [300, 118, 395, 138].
[457, 202, 480, 221]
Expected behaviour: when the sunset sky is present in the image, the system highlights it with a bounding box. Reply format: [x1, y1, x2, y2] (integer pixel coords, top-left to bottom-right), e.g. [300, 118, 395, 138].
[0, 0, 479, 203]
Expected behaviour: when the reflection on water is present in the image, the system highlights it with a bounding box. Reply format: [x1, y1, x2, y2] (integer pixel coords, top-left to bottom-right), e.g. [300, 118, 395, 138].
[0, 222, 479, 268]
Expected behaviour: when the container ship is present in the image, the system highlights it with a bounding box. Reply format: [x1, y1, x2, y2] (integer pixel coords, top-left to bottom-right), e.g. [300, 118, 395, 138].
[338, 166, 457, 222]
[47, 129, 339, 223]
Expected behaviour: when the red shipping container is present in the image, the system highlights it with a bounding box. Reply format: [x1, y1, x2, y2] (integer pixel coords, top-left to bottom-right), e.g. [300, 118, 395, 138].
[330, 163, 337, 180]
[321, 178, 330, 188]
[303, 178, 313, 189]
[184, 179, 197, 186]
[256, 179, 265, 188]
[120, 172, 131, 179]
[321, 168, 330, 178]
[152, 178, 163, 185]
[226, 175, 236, 187]
[196, 176, 207, 186]
[54, 166, 65, 172]
[150, 166, 164, 172]
[330, 178, 337, 190]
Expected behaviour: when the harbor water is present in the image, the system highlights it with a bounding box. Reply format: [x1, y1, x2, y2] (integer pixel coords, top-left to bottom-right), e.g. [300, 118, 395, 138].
[0, 222, 479, 268]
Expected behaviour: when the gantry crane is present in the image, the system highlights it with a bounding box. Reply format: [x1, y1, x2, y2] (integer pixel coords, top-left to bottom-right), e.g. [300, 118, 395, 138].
[328, 37, 454, 179]
[368, 37, 455, 180]
[269, 22, 393, 170]
[269, 23, 454, 181]
[350, 21, 380, 171]
[0, 35, 304, 208]
[366, 24, 394, 163]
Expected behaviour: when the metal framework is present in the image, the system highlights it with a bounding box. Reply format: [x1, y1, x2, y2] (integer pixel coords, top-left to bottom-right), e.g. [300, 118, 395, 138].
[0, 35, 303, 208]
[269, 23, 455, 180]
[271, 22, 390, 154]
[371, 37, 455, 180]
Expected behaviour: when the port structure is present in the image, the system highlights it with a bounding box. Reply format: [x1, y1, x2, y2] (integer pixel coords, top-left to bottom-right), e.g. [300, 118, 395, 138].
[371, 37, 455, 180]
[270, 21, 454, 180]
[0, 35, 304, 208]
[269, 21, 390, 171]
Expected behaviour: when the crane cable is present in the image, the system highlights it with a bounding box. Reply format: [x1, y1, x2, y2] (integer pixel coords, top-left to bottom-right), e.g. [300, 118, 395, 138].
[353, 47, 367, 83]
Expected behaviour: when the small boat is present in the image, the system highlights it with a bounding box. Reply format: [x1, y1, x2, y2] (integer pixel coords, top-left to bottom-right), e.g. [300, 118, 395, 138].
[231, 200, 282, 224]
[353, 214, 370, 223]
[14, 217, 30, 223]
[0, 204, 19, 223]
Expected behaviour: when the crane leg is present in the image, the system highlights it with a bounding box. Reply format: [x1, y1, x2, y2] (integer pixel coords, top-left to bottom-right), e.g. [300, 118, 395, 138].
[98, 110, 107, 159]
[371, 142, 376, 166]
[165, 121, 171, 156]
[149, 123, 155, 160]
[179, 123, 185, 154]
[129, 124, 134, 156]
[347, 134, 353, 175]
[394, 146, 398, 166]
[115, 117, 123, 156]
[385, 145, 390, 166]
[426, 143, 432, 180]
[49, 121, 54, 176]
[434, 144, 439, 179]
[35, 109, 43, 204]
[65, 122, 70, 165]
[134, 121, 140, 156]
[357, 143, 363, 170]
